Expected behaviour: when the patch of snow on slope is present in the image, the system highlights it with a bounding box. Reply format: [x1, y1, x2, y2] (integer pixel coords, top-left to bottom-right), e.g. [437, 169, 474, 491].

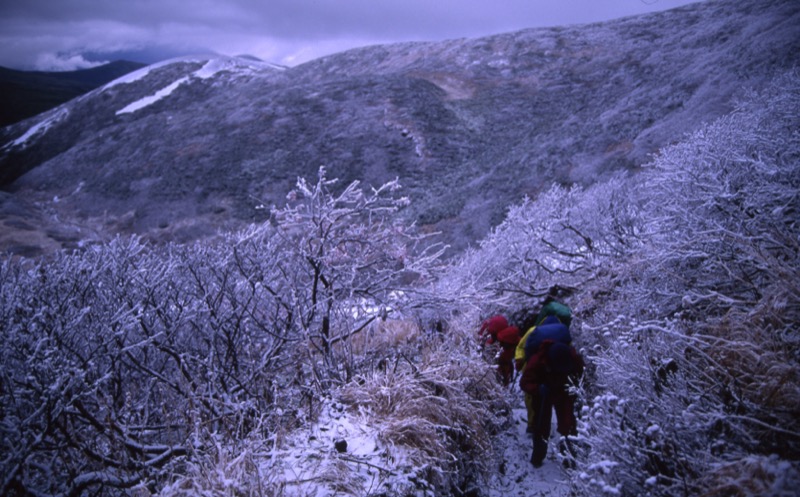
[101, 55, 210, 91]
[3, 107, 69, 150]
[116, 77, 190, 115]
[115, 56, 279, 115]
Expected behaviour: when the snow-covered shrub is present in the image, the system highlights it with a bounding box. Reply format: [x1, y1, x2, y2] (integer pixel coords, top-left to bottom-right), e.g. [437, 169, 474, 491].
[575, 318, 748, 496]
[700, 455, 800, 497]
[0, 169, 447, 496]
[264, 167, 446, 389]
[0, 240, 184, 495]
[573, 70, 800, 497]
[439, 170, 645, 320]
[640, 69, 800, 458]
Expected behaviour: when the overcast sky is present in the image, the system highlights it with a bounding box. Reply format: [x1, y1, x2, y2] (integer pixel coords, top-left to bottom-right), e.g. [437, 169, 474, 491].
[0, 0, 700, 71]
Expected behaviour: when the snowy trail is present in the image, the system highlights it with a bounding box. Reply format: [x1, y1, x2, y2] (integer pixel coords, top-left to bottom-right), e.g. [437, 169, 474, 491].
[484, 402, 570, 497]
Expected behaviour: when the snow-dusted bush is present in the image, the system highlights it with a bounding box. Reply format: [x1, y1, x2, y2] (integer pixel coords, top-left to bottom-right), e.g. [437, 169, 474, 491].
[438, 171, 645, 320]
[432, 70, 799, 497]
[0, 169, 448, 496]
[0, 237, 189, 496]
[0, 235, 289, 496]
[575, 318, 743, 496]
[260, 167, 446, 389]
[573, 70, 800, 497]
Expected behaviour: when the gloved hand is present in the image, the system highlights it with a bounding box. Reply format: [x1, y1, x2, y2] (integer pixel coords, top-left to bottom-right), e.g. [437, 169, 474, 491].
[539, 384, 550, 397]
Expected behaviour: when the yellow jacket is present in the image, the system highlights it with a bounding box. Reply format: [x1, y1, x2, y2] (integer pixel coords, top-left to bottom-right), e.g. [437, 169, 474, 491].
[515, 326, 536, 371]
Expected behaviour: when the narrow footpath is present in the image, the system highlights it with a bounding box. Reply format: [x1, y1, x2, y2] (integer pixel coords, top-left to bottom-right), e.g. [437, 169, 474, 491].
[483, 399, 571, 497]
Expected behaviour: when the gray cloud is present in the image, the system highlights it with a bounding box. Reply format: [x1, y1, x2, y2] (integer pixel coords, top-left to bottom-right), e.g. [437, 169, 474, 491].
[0, 0, 699, 71]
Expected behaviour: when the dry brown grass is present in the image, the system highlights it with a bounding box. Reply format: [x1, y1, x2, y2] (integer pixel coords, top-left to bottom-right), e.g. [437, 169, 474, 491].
[159, 433, 279, 497]
[696, 302, 800, 458]
[339, 332, 506, 467]
[699, 456, 799, 497]
[340, 318, 422, 357]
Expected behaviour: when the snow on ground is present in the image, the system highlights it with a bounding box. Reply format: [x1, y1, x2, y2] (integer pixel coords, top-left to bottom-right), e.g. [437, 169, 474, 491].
[269, 399, 440, 496]
[266, 389, 570, 496]
[116, 76, 191, 115]
[483, 398, 571, 497]
[3, 107, 69, 150]
[192, 55, 283, 79]
[101, 54, 280, 92]
[115, 55, 280, 115]
[101, 61, 162, 90]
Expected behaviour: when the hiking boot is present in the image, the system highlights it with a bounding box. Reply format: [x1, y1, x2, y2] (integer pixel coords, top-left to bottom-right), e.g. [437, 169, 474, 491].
[533, 437, 548, 466]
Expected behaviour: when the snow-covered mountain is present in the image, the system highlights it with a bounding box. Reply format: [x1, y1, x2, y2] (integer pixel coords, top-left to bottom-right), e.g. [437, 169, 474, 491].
[1, 0, 798, 257]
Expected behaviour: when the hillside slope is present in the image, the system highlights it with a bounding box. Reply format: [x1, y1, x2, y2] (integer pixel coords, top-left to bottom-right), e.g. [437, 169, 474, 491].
[0, 0, 798, 257]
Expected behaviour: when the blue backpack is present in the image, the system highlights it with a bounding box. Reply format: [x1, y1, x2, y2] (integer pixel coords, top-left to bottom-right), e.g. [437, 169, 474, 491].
[524, 315, 571, 360]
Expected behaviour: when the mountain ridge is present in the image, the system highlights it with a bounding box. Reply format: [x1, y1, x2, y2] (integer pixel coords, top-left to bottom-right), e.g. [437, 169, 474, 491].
[1, 0, 798, 257]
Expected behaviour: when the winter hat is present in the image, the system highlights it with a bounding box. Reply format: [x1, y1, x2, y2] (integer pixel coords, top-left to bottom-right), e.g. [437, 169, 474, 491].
[547, 342, 574, 373]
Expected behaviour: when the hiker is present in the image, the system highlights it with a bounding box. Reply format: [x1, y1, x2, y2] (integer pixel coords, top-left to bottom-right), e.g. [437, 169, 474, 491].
[514, 288, 573, 433]
[478, 316, 521, 386]
[495, 325, 521, 386]
[515, 286, 573, 372]
[519, 340, 584, 468]
[534, 285, 573, 327]
[514, 315, 571, 434]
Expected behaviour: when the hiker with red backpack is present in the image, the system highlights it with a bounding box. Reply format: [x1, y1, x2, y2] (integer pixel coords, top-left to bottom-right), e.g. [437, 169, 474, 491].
[478, 315, 521, 386]
[519, 339, 584, 468]
[514, 287, 573, 434]
[514, 287, 572, 372]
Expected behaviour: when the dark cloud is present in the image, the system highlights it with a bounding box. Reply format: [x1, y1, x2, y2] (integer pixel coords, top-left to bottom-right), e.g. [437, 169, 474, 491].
[0, 0, 699, 71]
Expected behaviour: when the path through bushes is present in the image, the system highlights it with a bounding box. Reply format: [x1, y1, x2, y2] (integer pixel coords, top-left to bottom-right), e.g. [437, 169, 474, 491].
[484, 397, 570, 496]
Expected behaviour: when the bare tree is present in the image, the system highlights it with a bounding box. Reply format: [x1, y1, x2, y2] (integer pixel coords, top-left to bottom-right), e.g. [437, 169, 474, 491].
[265, 167, 445, 387]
